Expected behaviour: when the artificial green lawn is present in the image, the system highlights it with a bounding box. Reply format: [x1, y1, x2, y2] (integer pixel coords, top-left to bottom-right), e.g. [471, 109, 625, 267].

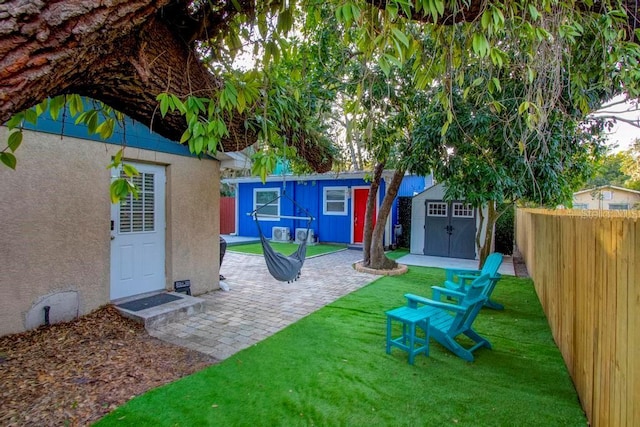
[228, 242, 347, 257]
[97, 265, 586, 426]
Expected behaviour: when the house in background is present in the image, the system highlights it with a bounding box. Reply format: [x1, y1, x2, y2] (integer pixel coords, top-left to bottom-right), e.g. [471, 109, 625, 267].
[223, 171, 432, 247]
[0, 106, 225, 337]
[410, 183, 491, 260]
[572, 185, 640, 210]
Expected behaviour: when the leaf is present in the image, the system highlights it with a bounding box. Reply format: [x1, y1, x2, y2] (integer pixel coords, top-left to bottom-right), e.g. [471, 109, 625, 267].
[180, 129, 191, 144]
[24, 108, 38, 125]
[472, 33, 489, 57]
[378, 56, 391, 77]
[35, 99, 48, 115]
[440, 121, 450, 137]
[170, 94, 186, 114]
[481, 11, 491, 29]
[122, 163, 138, 178]
[392, 28, 410, 48]
[491, 77, 502, 92]
[48, 96, 65, 121]
[0, 152, 17, 169]
[350, 3, 361, 21]
[434, 0, 445, 16]
[6, 112, 24, 129]
[7, 131, 22, 152]
[96, 119, 115, 139]
[110, 179, 128, 203]
[113, 148, 123, 166]
[68, 94, 84, 116]
[157, 93, 169, 117]
[341, 4, 352, 24]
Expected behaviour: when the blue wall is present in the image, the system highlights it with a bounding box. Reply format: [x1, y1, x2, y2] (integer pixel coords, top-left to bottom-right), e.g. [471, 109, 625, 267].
[390, 175, 433, 239]
[235, 175, 432, 244]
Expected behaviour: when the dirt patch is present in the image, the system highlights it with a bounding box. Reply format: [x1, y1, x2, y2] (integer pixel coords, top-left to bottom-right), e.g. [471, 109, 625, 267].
[0, 305, 216, 426]
[512, 249, 530, 278]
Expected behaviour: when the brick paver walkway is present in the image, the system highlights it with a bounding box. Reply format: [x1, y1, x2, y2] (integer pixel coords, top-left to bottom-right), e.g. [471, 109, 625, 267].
[148, 249, 378, 361]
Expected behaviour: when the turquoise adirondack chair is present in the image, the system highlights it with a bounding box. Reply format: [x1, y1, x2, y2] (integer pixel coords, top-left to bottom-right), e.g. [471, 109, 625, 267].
[405, 273, 492, 361]
[433, 252, 504, 310]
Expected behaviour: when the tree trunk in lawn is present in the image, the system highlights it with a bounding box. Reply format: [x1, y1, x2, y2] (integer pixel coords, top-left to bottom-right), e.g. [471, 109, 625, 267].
[0, 0, 332, 171]
[362, 161, 384, 266]
[476, 200, 498, 267]
[367, 167, 405, 270]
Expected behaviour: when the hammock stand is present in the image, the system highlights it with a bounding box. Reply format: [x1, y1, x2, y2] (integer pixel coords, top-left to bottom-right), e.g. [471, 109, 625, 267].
[250, 191, 315, 282]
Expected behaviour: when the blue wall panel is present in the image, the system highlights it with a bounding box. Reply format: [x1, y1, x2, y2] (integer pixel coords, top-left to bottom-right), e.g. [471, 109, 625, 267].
[235, 174, 429, 244]
[317, 179, 354, 243]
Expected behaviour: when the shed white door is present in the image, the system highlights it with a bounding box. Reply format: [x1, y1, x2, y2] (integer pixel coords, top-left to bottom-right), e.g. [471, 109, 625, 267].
[110, 163, 166, 300]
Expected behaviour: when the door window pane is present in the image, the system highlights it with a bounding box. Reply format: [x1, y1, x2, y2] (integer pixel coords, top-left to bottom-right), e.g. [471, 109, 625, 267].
[427, 202, 448, 217]
[452, 203, 474, 218]
[119, 171, 155, 233]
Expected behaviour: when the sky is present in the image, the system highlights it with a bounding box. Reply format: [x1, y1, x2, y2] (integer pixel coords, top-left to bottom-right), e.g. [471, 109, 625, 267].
[595, 95, 639, 152]
[605, 120, 639, 152]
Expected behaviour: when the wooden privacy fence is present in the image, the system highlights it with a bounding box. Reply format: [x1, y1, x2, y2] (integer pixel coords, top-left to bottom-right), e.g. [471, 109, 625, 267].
[516, 208, 640, 426]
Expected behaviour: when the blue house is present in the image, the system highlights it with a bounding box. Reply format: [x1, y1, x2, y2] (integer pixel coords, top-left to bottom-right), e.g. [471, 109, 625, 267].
[223, 171, 432, 246]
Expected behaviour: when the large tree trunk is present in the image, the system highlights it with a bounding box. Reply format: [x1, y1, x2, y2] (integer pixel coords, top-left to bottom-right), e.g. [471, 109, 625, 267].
[0, 0, 332, 171]
[362, 161, 384, 266]
[476, 200, 498, 267]
[367, 167, 405, 270]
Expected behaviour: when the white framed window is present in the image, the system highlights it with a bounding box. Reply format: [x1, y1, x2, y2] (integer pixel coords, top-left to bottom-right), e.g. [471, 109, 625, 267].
[254, 188, 280, 220]
[452, 202, 474, 218]
[119, 171, 155, 233]
[427, 202, 448, 217]
[573, 203, 589, 210]
[602, 190, 613, 200]
[323, 186, 348, 215]
[608, 203, 629, 210]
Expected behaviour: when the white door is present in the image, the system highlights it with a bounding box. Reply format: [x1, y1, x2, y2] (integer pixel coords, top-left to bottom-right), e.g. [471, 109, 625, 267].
[110, 163, 166, 300]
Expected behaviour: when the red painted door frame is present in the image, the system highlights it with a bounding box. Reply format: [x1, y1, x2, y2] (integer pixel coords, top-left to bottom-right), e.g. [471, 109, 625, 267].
[353, 188, 376, 244]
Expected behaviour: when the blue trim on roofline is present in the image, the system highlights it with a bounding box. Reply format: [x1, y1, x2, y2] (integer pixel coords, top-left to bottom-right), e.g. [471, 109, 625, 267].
[21, 100, 201, 158]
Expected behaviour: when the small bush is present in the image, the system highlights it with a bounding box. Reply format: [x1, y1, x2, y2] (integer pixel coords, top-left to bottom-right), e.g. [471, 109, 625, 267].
[495, 204, 514, 255]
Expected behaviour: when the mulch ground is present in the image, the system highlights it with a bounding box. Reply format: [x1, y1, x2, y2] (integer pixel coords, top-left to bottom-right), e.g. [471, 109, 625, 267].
[0, 306, 216, 426]
[512, 250, 530, 278]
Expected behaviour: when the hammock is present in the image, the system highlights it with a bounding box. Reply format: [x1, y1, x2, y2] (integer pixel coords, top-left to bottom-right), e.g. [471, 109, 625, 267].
[251, 193, 314, 282]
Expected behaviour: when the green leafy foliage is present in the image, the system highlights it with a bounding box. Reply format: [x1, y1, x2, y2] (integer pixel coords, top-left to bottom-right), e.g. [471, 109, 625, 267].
[494, 204, 515, 255]
[0, 152, 17, 169]
[109, 177, 138, 204]
[106, 148, 140, 203]
[3, 96, 124, 173]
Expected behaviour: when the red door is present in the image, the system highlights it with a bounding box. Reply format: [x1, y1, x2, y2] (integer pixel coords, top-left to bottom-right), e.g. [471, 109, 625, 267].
[353, 188, 376, 244]
[219, 197, 236, 234]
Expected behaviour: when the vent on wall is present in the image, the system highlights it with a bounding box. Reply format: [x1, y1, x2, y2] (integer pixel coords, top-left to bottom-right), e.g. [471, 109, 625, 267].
[295, 228, 315, 244]
[272, 227, 290, 242]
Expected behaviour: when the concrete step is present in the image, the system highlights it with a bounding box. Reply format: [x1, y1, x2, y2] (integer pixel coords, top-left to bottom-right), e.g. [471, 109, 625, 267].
[114, 292, 206, 330]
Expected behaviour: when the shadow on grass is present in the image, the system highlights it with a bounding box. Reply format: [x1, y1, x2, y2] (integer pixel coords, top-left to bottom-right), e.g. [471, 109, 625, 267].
[228, 242, 347, 258]
[96, 265, 586, 426]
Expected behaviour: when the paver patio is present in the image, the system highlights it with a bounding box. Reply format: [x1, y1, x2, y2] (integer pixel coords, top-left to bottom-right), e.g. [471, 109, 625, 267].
[148, 249, 378, 360]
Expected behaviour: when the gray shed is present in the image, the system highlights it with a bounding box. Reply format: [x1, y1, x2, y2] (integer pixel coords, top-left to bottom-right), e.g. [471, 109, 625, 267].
[410, 183, 489, 260]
